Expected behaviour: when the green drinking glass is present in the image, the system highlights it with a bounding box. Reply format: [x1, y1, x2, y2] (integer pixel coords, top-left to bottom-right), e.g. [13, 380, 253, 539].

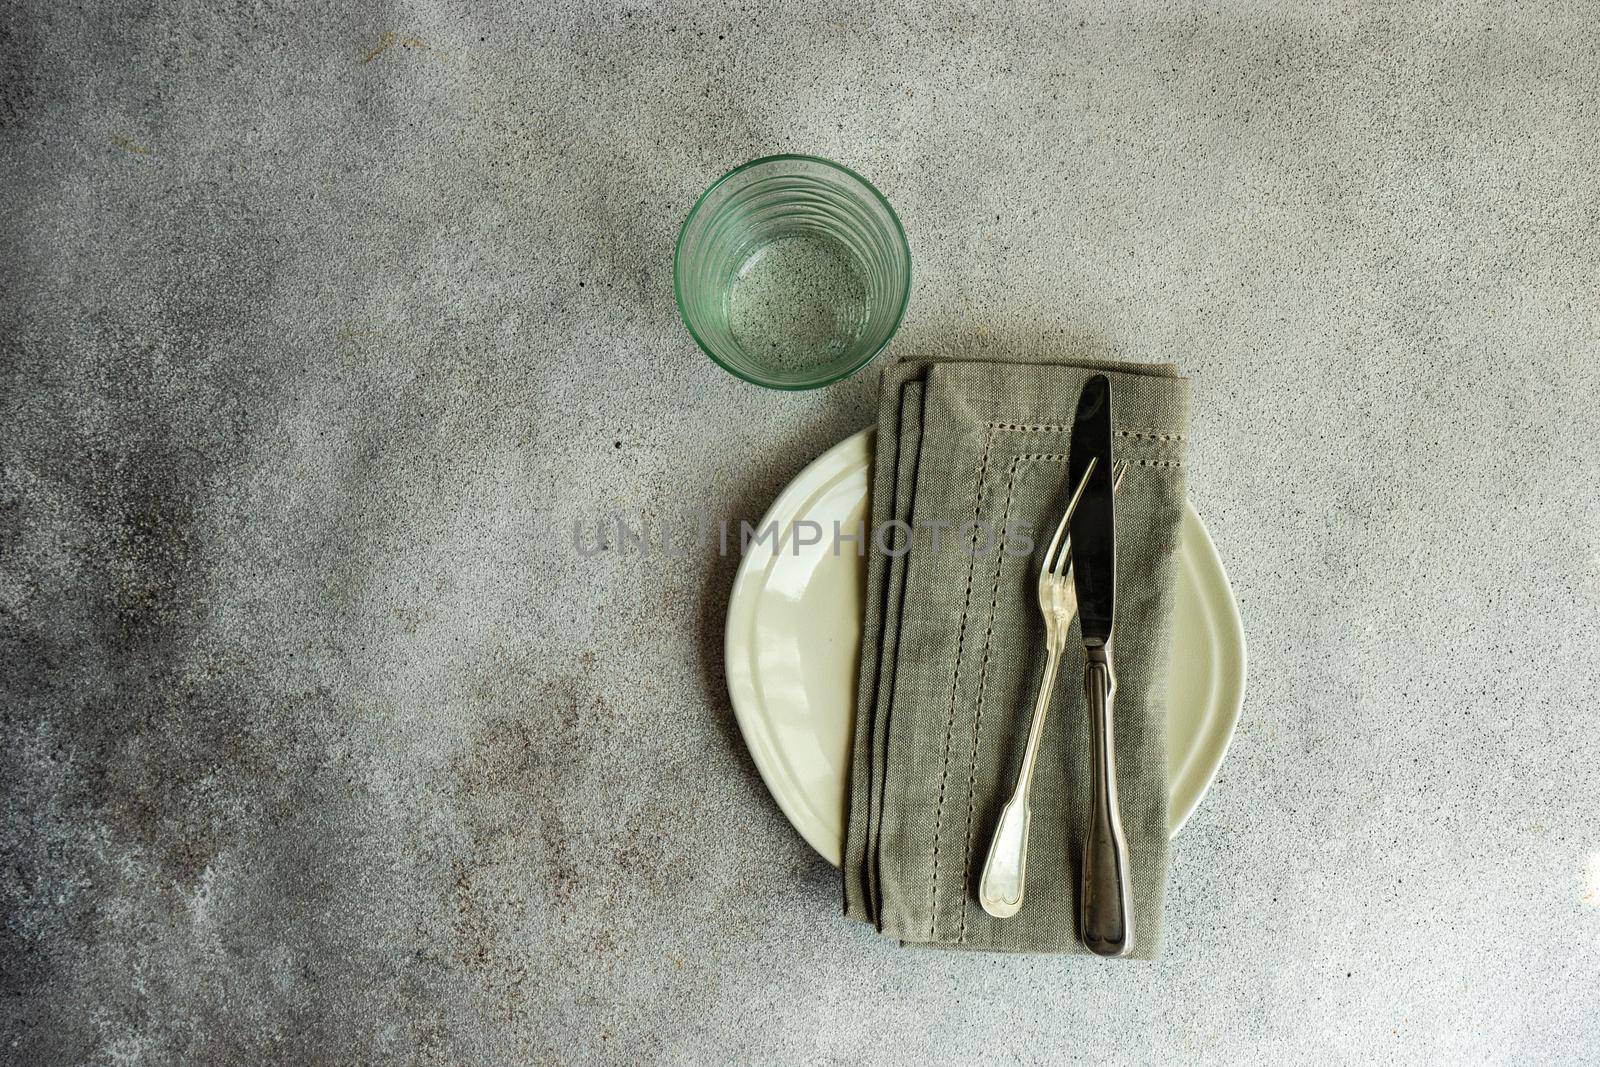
[674, 154, 912, 390]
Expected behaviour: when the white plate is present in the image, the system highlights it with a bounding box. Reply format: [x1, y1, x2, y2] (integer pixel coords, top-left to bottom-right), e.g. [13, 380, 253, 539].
[725, 429, 1246, 865]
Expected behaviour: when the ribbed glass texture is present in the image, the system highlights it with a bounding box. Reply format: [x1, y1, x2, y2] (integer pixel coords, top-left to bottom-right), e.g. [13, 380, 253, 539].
[675, 155, 911, 390]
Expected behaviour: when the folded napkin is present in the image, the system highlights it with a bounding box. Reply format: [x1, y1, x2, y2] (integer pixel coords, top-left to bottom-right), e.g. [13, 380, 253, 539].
[843, 354, 1191, 955]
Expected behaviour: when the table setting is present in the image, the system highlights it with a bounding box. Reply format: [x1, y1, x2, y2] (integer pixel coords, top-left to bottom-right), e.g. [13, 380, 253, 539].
[684, 154, 1246, 958]
[10, 4, 1599, 1058]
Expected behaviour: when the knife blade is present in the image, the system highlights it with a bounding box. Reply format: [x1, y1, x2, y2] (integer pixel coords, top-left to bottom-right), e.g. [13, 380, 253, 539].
[1068, 376, 1115, 648]
[1066, 373, 1133, 958]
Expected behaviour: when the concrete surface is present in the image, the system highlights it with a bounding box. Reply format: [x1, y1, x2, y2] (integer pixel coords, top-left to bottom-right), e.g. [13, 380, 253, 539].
[3, 1, 1599, 1063]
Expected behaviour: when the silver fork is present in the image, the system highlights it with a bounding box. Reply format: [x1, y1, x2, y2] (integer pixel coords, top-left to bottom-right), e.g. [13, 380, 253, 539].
[978, 459, 1127, 919]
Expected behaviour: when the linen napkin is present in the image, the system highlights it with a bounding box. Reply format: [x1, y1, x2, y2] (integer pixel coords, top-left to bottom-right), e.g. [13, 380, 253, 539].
[843, 354, 1190, 955]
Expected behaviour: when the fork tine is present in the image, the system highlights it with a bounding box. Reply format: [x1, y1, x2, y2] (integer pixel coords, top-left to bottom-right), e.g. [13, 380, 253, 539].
[1052, 458, 1128, 579]
[1041, 455, 1097, 580]
[1039, 507, 1073, 586]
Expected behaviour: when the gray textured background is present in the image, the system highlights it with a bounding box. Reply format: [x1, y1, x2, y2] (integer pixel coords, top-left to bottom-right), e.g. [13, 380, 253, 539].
[3, 1, 1598, 1064]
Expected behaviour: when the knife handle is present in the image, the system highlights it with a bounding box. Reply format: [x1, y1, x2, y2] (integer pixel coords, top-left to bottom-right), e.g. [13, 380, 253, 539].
[1080, 650, 1133, 958]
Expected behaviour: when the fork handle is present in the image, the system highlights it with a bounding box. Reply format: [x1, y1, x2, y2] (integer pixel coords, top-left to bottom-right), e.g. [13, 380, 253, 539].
[978, 643, 1061, 918]
[1080, 650, 1133, 957]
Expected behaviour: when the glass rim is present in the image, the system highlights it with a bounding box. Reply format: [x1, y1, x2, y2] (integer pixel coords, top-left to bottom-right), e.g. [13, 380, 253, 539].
[673, 153, 912, 391]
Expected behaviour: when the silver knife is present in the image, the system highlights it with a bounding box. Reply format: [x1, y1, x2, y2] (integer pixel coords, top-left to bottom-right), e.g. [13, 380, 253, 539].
[1067, 373, 1133, 958]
